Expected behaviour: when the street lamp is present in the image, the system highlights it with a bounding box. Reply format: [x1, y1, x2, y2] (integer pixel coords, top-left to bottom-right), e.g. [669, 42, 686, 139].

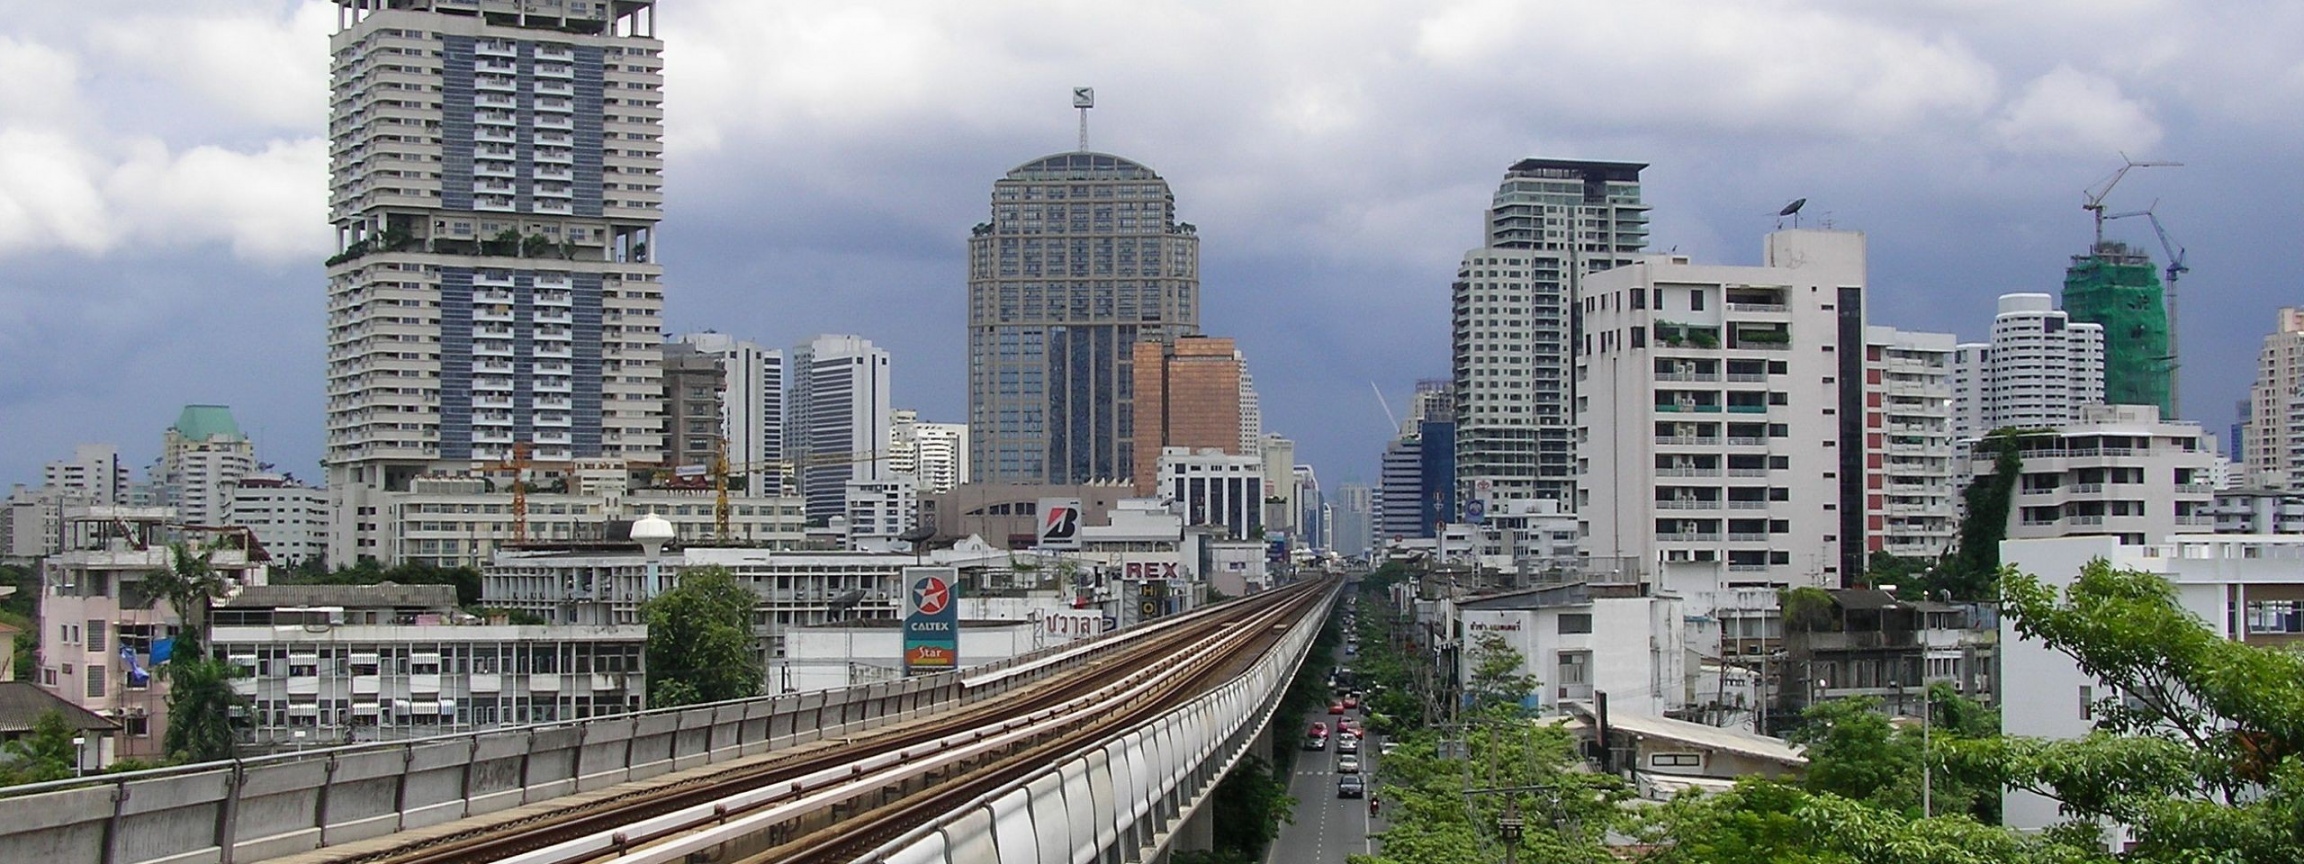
[632, 514, 676, 598]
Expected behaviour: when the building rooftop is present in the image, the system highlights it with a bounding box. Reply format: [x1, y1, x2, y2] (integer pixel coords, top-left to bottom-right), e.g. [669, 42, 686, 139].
[171, 404, 244, 442]
[0, 681, 120, 735]
[1560, 701, 1805, 767]
[220, 582, 460, 611]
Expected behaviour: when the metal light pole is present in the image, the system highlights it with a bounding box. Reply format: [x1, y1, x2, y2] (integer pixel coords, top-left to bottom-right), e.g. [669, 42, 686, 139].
[1921, 684, 1932, 818]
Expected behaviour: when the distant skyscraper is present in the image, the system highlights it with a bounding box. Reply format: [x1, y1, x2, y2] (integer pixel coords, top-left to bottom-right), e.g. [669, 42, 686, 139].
[159, 405, 256, 528]
[889, 410, 970, 494]
[42, 444, 129, 504]
[967, 151, 1201, 486]
[1238, 359, 1262, 457]
[1950, 294, 2107, 441]
[1131, 335, 1245, 494]
[1333, 483, 1373, 558]
[788, 335, 890, 521]
[1453, 159, 1650, 507]
[2063, 241, 2170, 417]
[671, 332, 784, 494]
[323, 1, 667, 562]
[2246, 309, 2304, 487]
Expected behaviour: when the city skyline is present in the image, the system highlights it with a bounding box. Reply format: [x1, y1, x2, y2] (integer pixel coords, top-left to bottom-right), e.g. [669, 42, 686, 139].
[4, 1, 2301, 490]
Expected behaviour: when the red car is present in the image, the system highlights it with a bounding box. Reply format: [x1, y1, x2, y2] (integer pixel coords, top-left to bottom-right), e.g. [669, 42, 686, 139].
[1329, 702, 1346, 715]
[1309, 722, 1329, 738]
[1341, 695, 1359, 710]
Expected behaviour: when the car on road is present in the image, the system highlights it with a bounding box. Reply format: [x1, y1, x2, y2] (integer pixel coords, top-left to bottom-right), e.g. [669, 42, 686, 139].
[1336, 755, 1362, 774]
[1329, 701, 1346, 714]
[1302, 735, 1326, 751]
[1336, 774, 1366, 798]
[1337, 736, 1360, 754]
[1309, 721, 1328, 737]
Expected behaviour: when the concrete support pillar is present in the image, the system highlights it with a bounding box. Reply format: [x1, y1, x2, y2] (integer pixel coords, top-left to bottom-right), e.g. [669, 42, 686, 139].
[1175, 800, 1215, 854]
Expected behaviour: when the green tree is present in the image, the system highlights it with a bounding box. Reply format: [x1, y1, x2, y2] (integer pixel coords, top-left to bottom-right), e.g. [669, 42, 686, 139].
[1205, 755, 1293, 861]
[1936, 431, 2023, 599]
[643, 566, 762, 708]
[1, 710, 83, 785]
[1464, 632, 1537, 713]
[1941, 560, 2304, 861]
[162, 657, 247, 764]
[1353, 711, 1629, 864]
[1636, 779, 2110, 864]
[141, 543, 229, 657]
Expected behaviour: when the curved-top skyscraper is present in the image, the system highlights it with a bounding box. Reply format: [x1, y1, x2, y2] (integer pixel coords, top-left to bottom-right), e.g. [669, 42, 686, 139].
[967, 152, 1201, 485]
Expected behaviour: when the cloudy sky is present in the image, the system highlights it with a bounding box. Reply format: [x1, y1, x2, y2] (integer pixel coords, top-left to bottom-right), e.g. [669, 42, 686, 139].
[4, 0, 2300, 492]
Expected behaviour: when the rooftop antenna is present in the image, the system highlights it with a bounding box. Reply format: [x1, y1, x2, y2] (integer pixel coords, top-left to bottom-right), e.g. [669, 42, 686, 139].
[1072, 86, 1094, 151]
[2083, 153, 2180, 248]
[1777, 198, 1806, 229]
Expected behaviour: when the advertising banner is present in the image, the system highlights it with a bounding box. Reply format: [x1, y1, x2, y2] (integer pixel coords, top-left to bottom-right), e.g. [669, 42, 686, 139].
[902, 566, 960, 674]
[1037, 497, 1084, 549]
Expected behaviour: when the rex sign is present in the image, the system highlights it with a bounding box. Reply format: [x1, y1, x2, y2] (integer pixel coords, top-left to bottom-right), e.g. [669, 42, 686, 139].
[902, 566, 960, 675]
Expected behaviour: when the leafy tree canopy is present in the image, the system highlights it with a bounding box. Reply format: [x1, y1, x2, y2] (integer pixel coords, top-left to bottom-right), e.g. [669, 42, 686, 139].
[642, 566, 763, 708]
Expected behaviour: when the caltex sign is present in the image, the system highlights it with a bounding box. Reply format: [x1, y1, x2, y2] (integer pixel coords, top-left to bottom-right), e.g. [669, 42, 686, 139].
[902, 566, 960, 674]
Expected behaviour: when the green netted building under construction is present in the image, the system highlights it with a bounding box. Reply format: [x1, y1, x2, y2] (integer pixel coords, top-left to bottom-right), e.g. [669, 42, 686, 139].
[2063, 240, 2171, 418]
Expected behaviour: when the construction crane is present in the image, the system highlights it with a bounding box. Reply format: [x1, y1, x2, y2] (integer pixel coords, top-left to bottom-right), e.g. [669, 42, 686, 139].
[2107, 207, 2190, 415]
[705, 442, 886, 542]
[498, 441, 533, 544]
[2083, 154, 2180, 247]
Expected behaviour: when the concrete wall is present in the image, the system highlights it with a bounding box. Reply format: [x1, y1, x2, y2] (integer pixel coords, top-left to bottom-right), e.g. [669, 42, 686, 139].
[0, 616, 1151, 864]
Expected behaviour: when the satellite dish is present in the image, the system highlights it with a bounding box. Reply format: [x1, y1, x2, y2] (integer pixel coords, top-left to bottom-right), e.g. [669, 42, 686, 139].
[898, 524, 937, 544]
[827, 588, 867, 617]
[1779, 198, 1807, 217]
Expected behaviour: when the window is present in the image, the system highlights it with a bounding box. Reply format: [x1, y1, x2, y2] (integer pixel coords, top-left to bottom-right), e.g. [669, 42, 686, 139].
[1690, 289, 1705, 311]
[1650, 753, 1702, 768]
[87, 665, 107, 699]
[2079, 685, 2094, 720]
[1559, 613, 1593, 634]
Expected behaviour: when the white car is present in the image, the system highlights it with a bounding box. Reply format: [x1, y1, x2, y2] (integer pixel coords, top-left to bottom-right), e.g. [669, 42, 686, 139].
[1336, 755, 1363, 774]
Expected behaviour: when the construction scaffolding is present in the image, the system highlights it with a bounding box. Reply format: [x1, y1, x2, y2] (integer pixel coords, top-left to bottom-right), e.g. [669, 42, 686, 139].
[2062, 240, 2171, 418]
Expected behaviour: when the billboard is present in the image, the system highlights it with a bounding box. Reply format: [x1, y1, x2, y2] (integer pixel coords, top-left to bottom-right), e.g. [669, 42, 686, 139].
[1037, 497, 1084, 550]
[902, 566, 959, 674]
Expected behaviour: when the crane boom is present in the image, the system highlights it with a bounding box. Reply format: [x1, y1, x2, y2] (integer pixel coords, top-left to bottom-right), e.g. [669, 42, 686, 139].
[2083, 154, 2180, 247]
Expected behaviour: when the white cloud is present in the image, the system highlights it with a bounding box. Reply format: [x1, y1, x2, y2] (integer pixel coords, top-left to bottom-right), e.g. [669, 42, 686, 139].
[86, 2, 334, 132]
[106, 137, 332, 264]
[0, 35, 82, 124]
[1989, 66, 2162, 155]
[0, 128, 112, 256]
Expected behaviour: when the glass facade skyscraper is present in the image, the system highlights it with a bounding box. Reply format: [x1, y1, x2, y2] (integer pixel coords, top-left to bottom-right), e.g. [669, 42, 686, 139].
[966, 152, 1201, 485]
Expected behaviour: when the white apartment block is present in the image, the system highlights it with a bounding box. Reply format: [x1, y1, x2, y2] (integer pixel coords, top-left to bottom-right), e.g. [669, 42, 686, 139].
[228, 473, 329, 566]
[1579, 230, 1870, 602]
[676, 332, 785, 496]
[1999, 535, 2304, 834]
[37, 507, 268, 759]
[1978, 404, 2218, 546]
[1950, 293, 2106, 441]
[1454, 159, 1650, 506]
[43, 444, 131, 504]
[157, 405, 257, 528]
[2209, 488, 2304, 534]
[383, 474, 803, 569]
[844, 477, 920, 547]
[1866, 327, 1960, 560]
[1238, 362, 1262, 457]
[324, 1, 668, 564]
[1450, 582, 1687, 717]
[889, 410, 969, 494]
[484, 542, 1018, 683]
[789, 335, 891, 522]
[210, 583, 644, 746]
[2245, 307, 2304, 487]
[1156, 447, 1266, 540]
[1261, 434, 1299, 537]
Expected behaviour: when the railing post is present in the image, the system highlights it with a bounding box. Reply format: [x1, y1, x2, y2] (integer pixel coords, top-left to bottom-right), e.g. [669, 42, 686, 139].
[316, 755, 340, 847]
[99, 781, 130, 864]
[214, 760, 245, 864]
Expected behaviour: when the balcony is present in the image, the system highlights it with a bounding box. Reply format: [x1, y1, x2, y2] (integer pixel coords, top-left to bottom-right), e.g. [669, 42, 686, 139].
[1726, 501, 1771, 510]
[1725, 436, 1768, 446]
[1726, 468, 1769, 478]
[1657, 532, 1723, 542]
[1656, 403, 1723, 413]
[1726, 302, 1789, 314]
[1657, 467, 1723, 477]
[1655, 500, 1721, 511]
[1727, 532, 1769, 542]
[1655, 436, 1721, 447]
[1654, 371, 1721, 382]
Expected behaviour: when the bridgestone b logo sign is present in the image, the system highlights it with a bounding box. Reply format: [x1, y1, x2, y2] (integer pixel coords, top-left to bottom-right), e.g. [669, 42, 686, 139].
[1037, 498, 1083, 550]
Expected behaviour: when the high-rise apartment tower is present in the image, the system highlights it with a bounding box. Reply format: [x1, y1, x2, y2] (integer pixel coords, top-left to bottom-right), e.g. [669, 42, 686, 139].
[967, 152, 1201, 486]
[788, 335, 890, 522]
[1453, 159, 1650, 508]
[323, 0, 666, 562]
